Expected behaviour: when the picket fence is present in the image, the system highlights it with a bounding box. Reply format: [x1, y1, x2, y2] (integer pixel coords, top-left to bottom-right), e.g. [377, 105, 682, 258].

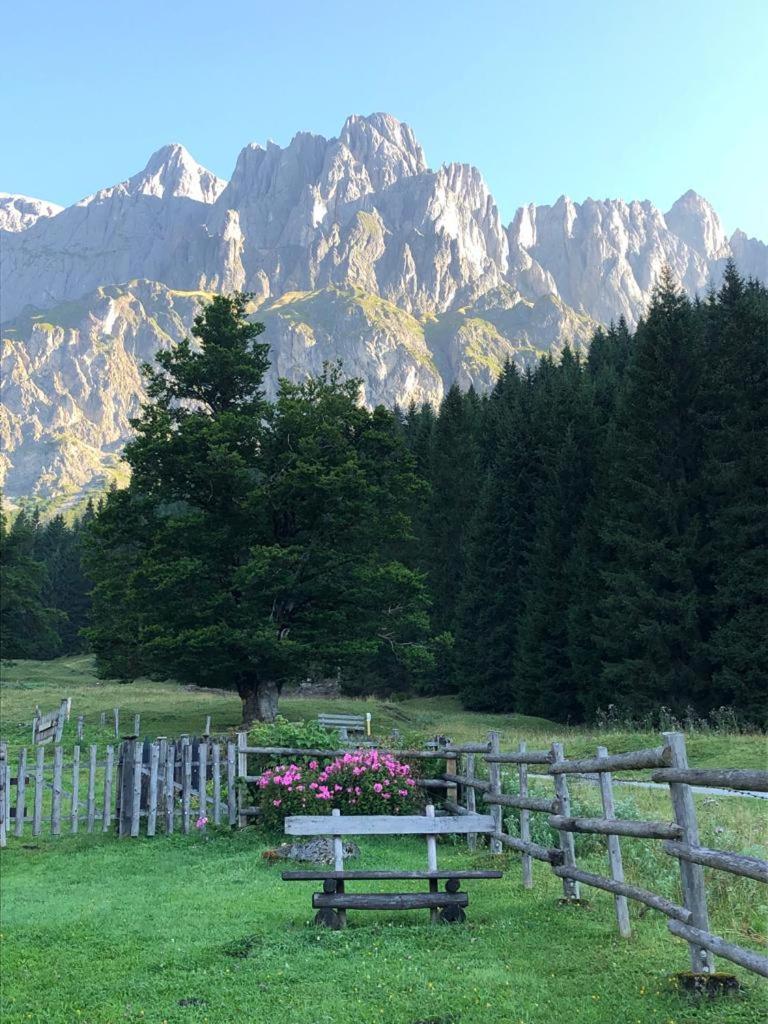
[1, 730, 766, 980]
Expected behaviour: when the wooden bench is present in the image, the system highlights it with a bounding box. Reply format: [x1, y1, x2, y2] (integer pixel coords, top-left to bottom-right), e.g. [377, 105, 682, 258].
[317, 713, 369, 742]
[281, 805, 502, 928]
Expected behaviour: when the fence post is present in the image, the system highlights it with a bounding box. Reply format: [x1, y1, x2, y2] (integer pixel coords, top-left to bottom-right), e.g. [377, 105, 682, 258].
[212, 743, 222, 825]
[113, 708, 120, 739]
[133, 713, 141, 737]
[76, 715, 84, 741]
[597, 744, 631, 937]
[103, 745, 114, 832]
[51, 746, 63, 836]
[118, 739, 131, 837]
[445, 750, 458, 807]
[204, 715, 211, 738]
[663, 732, 715, 973]
[198, 740, 208, 824]
[0, 742, 7, 848]
[550, 742, 579, 900]
[100, 711, 106, 729]
[181, 737, 192, 834]
[87, 745, 98, 833]
[518, 741, 533, 889]
[14, 747, 27, 839]
[164, 742, 176, 834]
[147, 742, 160, 837]
[55, 701, 67, 742]
[32, 707, 41, 745]
[130, 738, 143, 838]
[33, 746, 44, 836]
[237, 732, 248, 828]
[70, 745, 80, 834]
[227, 741, 237, 826]
[488, 731, 502, 854]
[465, 753, 477, 851]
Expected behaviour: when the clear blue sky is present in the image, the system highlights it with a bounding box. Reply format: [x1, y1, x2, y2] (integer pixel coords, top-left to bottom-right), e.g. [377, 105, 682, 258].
[4, 0, 767, 238]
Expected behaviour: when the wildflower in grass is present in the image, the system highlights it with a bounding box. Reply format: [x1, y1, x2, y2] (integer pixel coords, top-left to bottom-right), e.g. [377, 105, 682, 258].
[195, 816, 208, 829]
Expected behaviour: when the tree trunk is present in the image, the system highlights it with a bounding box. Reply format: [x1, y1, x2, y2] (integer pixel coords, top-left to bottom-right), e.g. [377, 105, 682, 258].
[240, 679, 280, 725]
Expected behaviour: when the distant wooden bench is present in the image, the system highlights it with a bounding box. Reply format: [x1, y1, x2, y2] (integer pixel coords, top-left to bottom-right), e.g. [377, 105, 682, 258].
[317, 713, 369, 742]
[281, 805, 502, 928]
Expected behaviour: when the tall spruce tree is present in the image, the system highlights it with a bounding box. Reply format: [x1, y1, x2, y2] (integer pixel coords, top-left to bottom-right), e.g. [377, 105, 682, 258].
[85, 295, 430, 721]
[593, 270, 707, 715]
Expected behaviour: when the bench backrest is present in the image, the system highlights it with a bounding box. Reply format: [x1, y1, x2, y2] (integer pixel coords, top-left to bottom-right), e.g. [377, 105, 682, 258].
[285, 812, 496, 836]
[318, 714, 366, 728]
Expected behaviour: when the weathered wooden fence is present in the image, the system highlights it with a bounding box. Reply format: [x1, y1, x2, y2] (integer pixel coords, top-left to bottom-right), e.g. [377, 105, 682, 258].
[1, 729, 766, 979]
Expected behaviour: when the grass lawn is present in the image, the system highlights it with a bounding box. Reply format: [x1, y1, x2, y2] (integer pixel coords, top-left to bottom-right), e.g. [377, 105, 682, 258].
[2, 828, 767, 1024]
[1, 658, 767, 1023]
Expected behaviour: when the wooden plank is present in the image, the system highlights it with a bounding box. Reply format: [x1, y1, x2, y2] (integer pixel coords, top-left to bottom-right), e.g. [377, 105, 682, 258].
[130, 739, 142, 837]
[226, 741, 237, 826]
[197, 741, 208, 823]
[487, 731, 502, 855]
[113, 707, 119, 739]
[212, 743, 222, 825]
[597, 744, 631, 938]
[313, 892, 469, 911]
[550, 746, 671, 774]
[283, 869, 504, 880]
[285, 813, 497, 836]
[494, 831, 564, 864]
[465, 754, 477, 852]
[182, 739, 192, 834]
[663, 732, 715, 973]
[518, 741, 532, 889]
[133, 713, 141, 736]
[165, 742, 175, 834]
[102, 745, 114, 832]
[51, 746, 63, 836]
[331, 808, 347, 928]
[443, 799, 470, 815]
[86, 745, 97, 833]
[484, 750, 551, 765]
[318, 715, 366, 725]
[553, 866, 691, 923]
[551, 742, 579, 899]
[0, 743, 7, 848]
[32, 745, 44, 836]
[236, 732, 247, 828]
[667, 921, 768, 978]
[76, 715, 84, 741]
[55, 701, 66, 742]
[69, 745, 80, 834]
[651, 767, 768, 792]
[147, 742, 160, 837]
[117, 740, 131, 837]
[663, 842, 768, 883]
[548, 815, 683, 840]
[14, 748, 27, 838]
[204, 715, 211, 738]
[444, 755, 458, 806]
[484, 793, 556, 813]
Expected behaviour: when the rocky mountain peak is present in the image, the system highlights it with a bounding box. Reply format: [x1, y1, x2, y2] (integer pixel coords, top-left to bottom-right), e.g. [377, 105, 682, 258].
[339, 113, 427, 190]
[665, 189, 729, 259]
[0, 193, 63, 232]
[127, 143, 227, 203]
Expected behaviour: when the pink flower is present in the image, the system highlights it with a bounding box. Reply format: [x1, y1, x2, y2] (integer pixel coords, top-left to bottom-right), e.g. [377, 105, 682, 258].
[272, 799, 282, 807]
[308, 760, 319, 770]
[195, 816, 208, 829]
[373, 783, 383, 793]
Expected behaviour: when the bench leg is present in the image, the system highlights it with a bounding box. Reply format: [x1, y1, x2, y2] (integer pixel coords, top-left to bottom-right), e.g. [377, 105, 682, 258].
[429, 878, 439, 925]
[439, 879, 467, 924]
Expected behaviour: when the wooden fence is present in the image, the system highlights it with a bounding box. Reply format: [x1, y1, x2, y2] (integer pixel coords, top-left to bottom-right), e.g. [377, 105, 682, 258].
[1, 730, 766, 979]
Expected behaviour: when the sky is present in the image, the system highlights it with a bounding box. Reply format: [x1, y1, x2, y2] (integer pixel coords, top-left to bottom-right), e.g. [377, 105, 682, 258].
[3, 0, 767, 238]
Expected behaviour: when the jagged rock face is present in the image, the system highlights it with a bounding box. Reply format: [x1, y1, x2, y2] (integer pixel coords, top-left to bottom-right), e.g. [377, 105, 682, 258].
[507, 192, 734, 325]
[1, 280, 595, 500]
[0, 112, 764, 502]
[0, 193, 63, 233]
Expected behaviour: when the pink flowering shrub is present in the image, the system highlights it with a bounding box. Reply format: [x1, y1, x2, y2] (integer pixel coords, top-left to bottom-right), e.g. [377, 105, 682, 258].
[255, 749, 421, 830]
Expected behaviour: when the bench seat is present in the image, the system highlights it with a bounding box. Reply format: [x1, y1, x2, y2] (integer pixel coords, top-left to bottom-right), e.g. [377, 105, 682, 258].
[283, 869, 503, 881]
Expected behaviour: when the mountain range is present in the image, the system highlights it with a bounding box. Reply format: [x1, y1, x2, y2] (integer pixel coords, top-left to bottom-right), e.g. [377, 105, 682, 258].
[1, 112, 766, 504]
